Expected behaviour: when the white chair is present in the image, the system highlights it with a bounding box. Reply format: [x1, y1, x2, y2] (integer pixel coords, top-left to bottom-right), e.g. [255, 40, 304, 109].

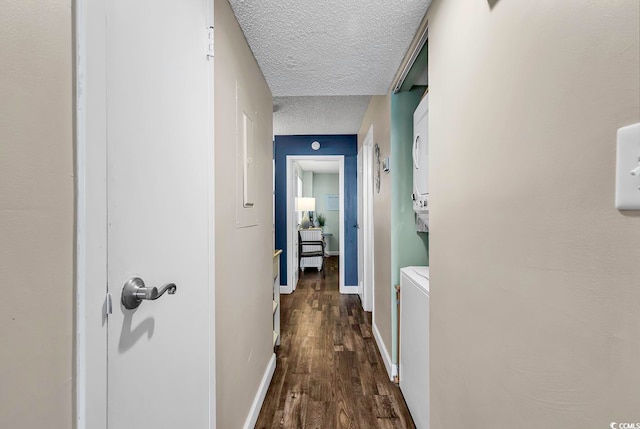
[298, 229, 325, 276]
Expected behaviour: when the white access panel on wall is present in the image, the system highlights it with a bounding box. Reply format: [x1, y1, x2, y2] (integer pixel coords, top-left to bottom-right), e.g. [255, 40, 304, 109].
[412, 94, 429, 215]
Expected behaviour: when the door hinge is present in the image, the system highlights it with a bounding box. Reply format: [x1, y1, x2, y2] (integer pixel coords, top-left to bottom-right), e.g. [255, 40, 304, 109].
[207, 26, 214, 59]
[105, 292, 113, 316]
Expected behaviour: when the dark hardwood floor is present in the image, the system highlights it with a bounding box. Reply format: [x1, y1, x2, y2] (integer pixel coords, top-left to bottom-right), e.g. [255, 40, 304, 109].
[256, 257, 415, 429]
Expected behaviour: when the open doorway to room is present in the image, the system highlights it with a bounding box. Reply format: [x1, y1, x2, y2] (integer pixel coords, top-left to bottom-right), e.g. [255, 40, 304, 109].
[273, 134, 359, 297]
[286, 156, 346, 293]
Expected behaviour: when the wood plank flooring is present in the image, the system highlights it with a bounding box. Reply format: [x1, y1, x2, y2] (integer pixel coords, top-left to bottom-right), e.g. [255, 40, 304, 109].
[256, 257, 415, 428]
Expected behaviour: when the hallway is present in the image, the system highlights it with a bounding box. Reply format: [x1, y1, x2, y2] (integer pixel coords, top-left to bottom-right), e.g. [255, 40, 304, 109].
[256, 258, 415, 428]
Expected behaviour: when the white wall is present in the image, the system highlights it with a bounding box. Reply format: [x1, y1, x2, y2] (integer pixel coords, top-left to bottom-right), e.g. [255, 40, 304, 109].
[214, 0, 274, 427]
[428, 0, 640, 427]
[0, 1, 74, 428]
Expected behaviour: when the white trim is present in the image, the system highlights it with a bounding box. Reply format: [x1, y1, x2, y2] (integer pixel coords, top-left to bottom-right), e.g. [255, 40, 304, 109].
[373, 322, 394, 381]
[362, 126, 374, 313]
[357, 148, 364, 304]
[286, 163, 300, 291]
[286, 155, 346, 293]
[327, 250, 340, 256]
[363, 125, 376, 311]
[243, 353, 277, 429]
[342, 285, 359, 294]
[206, 0, 216, 421]
[337, 159, 346, 294]
[75, 0, 87, 423]
[76, 2, 216, 427]
[392, 24, 428, 94]
[280, 284, 293, 295]
[75, 1, 108, 427]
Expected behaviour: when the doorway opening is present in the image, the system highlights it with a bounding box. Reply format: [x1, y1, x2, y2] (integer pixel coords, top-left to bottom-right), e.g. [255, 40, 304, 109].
[285, 155, 349, 293]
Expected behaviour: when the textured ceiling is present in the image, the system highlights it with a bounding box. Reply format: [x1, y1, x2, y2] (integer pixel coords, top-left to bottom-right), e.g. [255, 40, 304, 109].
[228, 0, 431, 96]
[229, 0, 431, 135]
[273, 96, 371, 135]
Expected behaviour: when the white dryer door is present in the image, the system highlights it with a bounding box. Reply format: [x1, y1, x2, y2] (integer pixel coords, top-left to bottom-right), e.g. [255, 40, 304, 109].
[413, 95, 429, 199]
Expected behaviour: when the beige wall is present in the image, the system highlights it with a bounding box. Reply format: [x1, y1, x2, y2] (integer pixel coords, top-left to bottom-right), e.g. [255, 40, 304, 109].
[214, 0, 274, 427]
[0, 1, 74, 428]
[357, 94, 393, 359]
[427, 0, 640, 427]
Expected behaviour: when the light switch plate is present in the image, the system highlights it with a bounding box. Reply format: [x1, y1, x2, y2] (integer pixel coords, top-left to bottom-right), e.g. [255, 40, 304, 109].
[382, 157, 390, 173]
[615, 122, 640, 210]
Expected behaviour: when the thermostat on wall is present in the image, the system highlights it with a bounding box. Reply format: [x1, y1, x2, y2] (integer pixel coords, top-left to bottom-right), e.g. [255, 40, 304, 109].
[382, 157, 390, 173]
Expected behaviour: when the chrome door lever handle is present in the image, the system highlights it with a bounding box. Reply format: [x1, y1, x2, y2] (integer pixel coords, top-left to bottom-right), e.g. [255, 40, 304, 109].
[134, 283, 176, 300]
[121, 277, 177, 310]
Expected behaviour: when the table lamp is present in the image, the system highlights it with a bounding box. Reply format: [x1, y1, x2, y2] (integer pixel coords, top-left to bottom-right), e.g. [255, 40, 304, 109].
[295, 197, 315, 229]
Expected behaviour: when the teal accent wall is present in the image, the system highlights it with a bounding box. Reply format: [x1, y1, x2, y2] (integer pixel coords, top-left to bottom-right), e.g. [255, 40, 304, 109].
[390, 88, 429, 365]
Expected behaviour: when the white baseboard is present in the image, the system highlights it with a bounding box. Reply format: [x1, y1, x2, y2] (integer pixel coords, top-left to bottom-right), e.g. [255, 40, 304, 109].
[243, 353, 276, 429]
[373, 322, 394, 381]
[327, 250, 339, 256]
[280, 284, 293, 295]
[340, 284, 358, 294]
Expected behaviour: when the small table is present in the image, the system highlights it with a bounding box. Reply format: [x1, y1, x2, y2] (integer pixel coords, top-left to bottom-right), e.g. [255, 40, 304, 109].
[321, 233, 332, 257]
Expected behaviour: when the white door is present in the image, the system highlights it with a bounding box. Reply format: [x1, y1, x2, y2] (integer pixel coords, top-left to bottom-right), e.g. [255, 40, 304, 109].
[106, 1, 213, 428]
[357, 149, 364, 303]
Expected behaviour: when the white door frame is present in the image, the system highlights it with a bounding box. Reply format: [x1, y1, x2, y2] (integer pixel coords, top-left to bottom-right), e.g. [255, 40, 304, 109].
[289, 168, 303, 291]
[74, 1, 216, 427]
[285, 155, 346, 293]
[357, 148, 364, 302]
[362, 126, 375, 312]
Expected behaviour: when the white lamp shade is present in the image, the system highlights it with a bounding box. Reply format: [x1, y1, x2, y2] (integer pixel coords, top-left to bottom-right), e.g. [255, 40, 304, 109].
[295, 197, 315, 212]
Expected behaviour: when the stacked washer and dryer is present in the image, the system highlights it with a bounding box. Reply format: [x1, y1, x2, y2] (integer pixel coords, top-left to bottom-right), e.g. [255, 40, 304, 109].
[412, 93, 430, 233]
[399, 93, 430, 429]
